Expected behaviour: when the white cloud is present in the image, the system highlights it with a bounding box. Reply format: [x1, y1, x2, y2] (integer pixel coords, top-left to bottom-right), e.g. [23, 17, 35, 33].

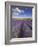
[16, 8, 24, 13]
[12, 14, 27, 18]
[15, 8, 21, 13]
[12, 7, 25, 18]
[12, 14, 32, 18]
[12, 8, 21, 13]
[12, 7, 24, 14]
[12, 12, 19, 16]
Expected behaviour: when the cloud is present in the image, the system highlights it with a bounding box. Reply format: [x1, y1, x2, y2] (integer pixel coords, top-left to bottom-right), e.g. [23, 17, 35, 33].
[12, 14, 32, 18]
[12, 8, 21, 13]
[12, 14, 27, 18]
[15, 8, 24, 13]
[12, 7, 24, 16]
[12, 12, 19, 16]
[15, 8, 21, 13]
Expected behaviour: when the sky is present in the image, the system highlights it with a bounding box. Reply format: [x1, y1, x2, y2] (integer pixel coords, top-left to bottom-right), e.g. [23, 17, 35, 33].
[11, 6, 32, 18]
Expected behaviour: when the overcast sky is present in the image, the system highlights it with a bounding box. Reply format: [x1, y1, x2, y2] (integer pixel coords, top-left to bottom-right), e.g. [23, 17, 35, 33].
[11, 6, 32, 18]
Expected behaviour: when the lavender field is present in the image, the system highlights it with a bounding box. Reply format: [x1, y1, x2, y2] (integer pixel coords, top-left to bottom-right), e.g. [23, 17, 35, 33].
[11, 18, 32, 38]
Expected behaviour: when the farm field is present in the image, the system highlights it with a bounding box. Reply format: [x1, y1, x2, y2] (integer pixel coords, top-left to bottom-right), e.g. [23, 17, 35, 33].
[11, 18, 32, 38]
